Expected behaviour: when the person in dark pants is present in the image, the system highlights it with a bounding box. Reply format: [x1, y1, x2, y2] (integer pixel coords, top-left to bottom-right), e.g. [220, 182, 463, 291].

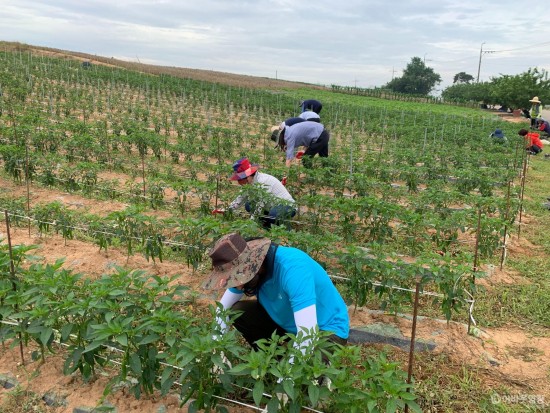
[299, 99, 323, 114]
[212, 158, 296, 229]
[202, 233, 349, 352]
[273, 121, 330, 168]
[518, 128, 543, 155]
[537, 119, 550, 137]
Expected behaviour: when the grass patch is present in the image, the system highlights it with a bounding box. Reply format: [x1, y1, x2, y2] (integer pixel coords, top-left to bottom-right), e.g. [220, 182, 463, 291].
[376, 348, 541, 413]
[0, 387, 55, 413]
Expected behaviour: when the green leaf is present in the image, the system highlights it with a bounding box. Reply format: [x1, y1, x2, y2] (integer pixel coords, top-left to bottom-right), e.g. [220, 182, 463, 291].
[40, 327, 53, 346]
[266, 397, 279, 413]
[385, 398, 397, 413]
[138, 334, 160, 345]
[405, 400, 422, 413]
[129, 353, 141, 375]
[115, 333, 128, 347]
[400, 391, 416, 400]
[252, 380, 264, 406]
[308, 383, 320, 406]
[160, 367, 175, 395]
[60, 323, 74, 342]
[83, 339, 105, 353]
[283, 379, 295, 400]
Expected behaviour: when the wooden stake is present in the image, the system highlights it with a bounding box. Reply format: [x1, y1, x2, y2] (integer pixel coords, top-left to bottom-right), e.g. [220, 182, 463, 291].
[4, 210, 25, 365]
[405, 280, 421, 413]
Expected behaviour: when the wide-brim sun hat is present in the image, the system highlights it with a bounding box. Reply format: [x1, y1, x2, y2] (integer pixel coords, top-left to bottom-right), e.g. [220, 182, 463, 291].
[202, 233, 271, 290]
[270, 125, 280, 143]
[230, 157, 259, 181]
[529, 96, 542, 104]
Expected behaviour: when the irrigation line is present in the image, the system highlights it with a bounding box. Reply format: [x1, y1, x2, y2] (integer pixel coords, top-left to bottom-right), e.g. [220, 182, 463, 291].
[5, 209, 481, 328]
[0, 317, 325, 412]
[5, 208, 504, 299]
[5, 211, 200, 250]
[329, 273, 477, 327]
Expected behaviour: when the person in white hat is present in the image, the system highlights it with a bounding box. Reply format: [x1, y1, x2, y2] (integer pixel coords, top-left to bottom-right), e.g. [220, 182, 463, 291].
[529, 96, 542, 129]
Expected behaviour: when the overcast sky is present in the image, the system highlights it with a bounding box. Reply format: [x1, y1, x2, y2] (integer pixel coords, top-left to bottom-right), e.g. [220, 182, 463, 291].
[2, 1, 550, 92]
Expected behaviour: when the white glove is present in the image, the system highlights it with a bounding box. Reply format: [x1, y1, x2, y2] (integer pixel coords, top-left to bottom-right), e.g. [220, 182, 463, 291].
[210, 350, 232, 376]
[276, 392, 289, 407]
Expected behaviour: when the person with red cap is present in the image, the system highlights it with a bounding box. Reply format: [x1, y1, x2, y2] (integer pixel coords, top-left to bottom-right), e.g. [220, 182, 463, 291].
[212, 158, 296, 229]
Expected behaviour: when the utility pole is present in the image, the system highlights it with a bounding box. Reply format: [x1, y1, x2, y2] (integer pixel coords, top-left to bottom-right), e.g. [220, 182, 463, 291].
[476, 42, 485, 83]
[476, 43, 495, 83]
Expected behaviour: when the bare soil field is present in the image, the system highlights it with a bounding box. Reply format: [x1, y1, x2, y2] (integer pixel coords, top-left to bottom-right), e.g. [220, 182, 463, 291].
[0, 42, 549, 412]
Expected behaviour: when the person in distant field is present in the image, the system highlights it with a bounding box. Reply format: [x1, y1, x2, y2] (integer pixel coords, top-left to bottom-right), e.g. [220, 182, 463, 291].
[299, 99, 323, 115]
[518, 128, 543, 155]
[529, 96, 542, 128]
[537, 119, 550, 136]
[272, 120, 330, 168]
[212, 157, 296, 229]
[490, 128, 507, 143]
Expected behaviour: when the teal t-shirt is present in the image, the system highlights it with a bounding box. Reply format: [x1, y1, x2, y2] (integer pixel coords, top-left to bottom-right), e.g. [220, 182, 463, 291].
[235, 246, 349, 339]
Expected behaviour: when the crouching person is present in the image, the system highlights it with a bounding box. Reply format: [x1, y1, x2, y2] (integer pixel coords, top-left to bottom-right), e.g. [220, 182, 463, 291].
[202, 233, 349, 351]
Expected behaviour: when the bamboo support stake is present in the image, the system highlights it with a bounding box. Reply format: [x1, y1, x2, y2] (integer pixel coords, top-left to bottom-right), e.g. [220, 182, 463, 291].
[141, 153, 146, 199]
[215, 131, 221, 208]
[500, 181, 512, 270]
[517, 146, 529, 239]
[25, 146, 31, 237]
[468, 208, 482, 335]
[404, 280, 421, 413]
[4, 210, 25, 365]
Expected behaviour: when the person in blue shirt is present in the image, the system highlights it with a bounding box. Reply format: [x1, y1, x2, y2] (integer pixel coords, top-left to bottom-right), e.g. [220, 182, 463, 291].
[202, 233, 349, 351]
[490, 128, 507, 143]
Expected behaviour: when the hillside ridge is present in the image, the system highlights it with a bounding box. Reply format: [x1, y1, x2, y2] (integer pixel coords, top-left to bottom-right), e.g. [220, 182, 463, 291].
[1, 40, 325, 90]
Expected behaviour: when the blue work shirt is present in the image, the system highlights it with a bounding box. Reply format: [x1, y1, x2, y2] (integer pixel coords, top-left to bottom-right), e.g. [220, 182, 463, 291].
[231, 245, 349, 339]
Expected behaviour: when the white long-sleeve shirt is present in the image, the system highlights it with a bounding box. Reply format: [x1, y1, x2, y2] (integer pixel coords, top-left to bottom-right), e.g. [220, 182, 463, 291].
[229, 172, 294, 215]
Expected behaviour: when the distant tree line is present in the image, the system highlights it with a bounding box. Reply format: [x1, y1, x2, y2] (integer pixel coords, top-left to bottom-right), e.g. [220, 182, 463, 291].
[334, 56, 549, 112]
[442, 68, 550, 111]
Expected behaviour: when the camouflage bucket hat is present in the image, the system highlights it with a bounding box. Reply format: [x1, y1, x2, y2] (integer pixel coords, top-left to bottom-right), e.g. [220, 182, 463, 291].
[202, 233, 271, 290]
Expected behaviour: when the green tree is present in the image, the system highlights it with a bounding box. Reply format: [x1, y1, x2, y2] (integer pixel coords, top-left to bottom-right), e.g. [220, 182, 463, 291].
[490, 68, 550, 109]
[442, 68, 550, 108]
[442, 82, 493, 104]
[384, 57, 442, 95]
[453, 72, 475, 84]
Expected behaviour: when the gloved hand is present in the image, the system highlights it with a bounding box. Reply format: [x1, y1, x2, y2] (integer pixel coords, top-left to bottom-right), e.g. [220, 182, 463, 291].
[296, 150, 305, 160]
[211, 208, 225, 215]
[210, 350, 232, 376]
[276, 392, 289, 407]
[281, 176, 287, 186]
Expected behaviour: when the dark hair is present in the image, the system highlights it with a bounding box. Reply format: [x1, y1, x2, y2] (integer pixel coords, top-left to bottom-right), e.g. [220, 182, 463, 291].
[518, 129, 528, 136]
[277, 128, 286, 151]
